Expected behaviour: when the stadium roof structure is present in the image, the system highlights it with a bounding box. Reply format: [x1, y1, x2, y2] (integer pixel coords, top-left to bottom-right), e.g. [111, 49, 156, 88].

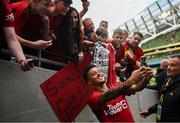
[117, 0, 180, 45]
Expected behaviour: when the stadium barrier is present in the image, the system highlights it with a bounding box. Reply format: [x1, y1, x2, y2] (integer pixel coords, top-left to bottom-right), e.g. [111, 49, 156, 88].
[0, 59, 158, 122]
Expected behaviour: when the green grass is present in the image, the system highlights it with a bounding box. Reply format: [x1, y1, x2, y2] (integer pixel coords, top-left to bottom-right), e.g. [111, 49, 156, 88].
[142, 29, 180, 49]
[142, 29, 180, 63]
[141, 29, 180, 89]
[176, 29, 180, 41]
[142, 35, 165, 49]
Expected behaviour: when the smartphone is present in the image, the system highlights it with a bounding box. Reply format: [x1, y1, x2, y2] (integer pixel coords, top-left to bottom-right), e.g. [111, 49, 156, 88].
[50, 32, 57, 42]
[140, 56, 148, 67]
[27, 59, 37, 66]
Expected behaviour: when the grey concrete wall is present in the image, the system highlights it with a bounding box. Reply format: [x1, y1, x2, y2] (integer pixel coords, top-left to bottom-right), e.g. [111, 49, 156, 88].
[126, 89, 158, 122]
[0, 60, 98, 122]
[0, 59, 158, 122]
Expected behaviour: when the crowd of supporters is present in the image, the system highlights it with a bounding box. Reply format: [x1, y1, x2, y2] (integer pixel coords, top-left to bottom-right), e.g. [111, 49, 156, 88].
[0, 0, 145, 73]
[1, 0, 180, 122]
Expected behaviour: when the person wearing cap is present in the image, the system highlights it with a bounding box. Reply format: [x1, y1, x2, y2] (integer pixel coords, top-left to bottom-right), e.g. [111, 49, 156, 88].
[83, 65, 153, 122]
[0, 0, 33, 71]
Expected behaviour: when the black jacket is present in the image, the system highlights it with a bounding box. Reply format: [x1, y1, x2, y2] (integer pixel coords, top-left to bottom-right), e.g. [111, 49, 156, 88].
[156, 71, 168, 92]
[160, 76, 180, 122]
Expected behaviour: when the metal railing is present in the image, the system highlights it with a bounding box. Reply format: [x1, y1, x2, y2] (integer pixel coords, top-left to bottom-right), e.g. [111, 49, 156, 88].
[0, 48, 68, 69]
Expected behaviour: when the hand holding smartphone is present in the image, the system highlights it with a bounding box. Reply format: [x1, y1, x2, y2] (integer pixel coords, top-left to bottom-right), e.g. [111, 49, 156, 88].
[140, 56, 148, 67]
[18, 59, 35, 71]
[27, 59, 37, 67]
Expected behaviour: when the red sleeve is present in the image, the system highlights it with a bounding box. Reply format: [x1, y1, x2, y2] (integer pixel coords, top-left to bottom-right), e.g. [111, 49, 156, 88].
[88, 92, 101, 109]
[10, 1, 30, 34]
[0, 0, 15, 27]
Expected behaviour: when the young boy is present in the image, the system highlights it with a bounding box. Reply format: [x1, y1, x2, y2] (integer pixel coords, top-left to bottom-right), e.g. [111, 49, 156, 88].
[92, 28, 115, 83]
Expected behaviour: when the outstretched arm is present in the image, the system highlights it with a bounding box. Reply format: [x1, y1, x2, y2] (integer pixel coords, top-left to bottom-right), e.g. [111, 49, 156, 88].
[79, 0, 90, 19]
[4, 27, 26, 62]
[125, 67, 153, 95]
[98, 67, 149, 105]
[4, 27, 32, 71]
[17, 35, 52, 49]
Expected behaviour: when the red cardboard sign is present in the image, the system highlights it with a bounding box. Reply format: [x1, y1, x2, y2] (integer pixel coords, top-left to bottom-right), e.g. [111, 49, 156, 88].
[40, 63, 89, 122]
